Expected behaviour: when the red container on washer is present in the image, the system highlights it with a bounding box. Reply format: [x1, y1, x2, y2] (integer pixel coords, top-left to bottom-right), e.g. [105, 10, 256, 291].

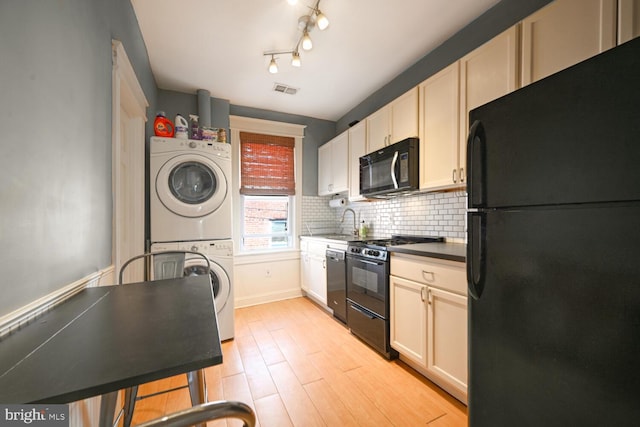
[154, 111, 174, 137]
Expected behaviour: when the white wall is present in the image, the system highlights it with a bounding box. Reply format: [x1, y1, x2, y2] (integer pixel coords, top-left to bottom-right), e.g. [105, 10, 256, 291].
[302, 191, 467, 242]
[234, 252, 303, 308]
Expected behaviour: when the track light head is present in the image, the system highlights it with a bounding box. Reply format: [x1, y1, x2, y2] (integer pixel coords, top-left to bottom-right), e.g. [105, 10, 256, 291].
[268, 56, 278, 74]
[291, 51, 301, 67]
[316, 9, 329, 30]
[302, 31, 313, 51]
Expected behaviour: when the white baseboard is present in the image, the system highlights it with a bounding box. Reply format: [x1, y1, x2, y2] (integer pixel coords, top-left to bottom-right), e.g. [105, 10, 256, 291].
[235, 288, 303, 308]
[0, 265, 115, 339]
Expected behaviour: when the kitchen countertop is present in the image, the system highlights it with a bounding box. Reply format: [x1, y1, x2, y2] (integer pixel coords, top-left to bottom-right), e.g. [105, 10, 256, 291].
[301, 235, 466, 263]
[388, 242, 466, 263]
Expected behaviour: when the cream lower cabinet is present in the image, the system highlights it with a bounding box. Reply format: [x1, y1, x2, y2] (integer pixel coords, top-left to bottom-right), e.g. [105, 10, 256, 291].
[427, 286, 468, 399]
[390, 253, 467, 403]
[300, 239, 327, 304]
[390, 275, 428, 366]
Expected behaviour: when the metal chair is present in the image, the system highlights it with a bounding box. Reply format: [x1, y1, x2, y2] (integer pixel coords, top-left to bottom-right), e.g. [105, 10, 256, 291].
[134, 401, 256, 427]
[118, 251, 211, 427]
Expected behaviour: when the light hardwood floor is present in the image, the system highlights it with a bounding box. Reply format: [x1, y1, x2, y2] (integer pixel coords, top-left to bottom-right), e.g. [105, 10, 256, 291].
[129, 297, 467, 426]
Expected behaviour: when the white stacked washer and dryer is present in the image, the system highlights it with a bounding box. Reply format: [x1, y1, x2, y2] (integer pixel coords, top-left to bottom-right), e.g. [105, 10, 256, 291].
[150, 136, 234, 341]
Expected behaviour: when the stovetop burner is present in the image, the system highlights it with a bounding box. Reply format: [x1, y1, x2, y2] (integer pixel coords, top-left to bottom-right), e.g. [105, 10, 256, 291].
[347, 235, 444, 261]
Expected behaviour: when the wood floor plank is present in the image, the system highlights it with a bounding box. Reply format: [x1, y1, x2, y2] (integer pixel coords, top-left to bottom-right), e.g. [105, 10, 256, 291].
[346, 364, 445, 425]
[308, 351, 393, 426]
[253, 394, 293, 427]
[132, 297, 467, 427]
[303, 379, 359, 427]
[267, 361, 325, 427]
[248, 320, 286, 366]
[221, 373, 259, 427]
[221, 339, 244, 378]
[235, 334, 278, 400]
[270, 328, 323, 385]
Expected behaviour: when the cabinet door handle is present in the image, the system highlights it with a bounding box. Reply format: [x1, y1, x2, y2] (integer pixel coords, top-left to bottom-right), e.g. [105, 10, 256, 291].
[421, 270, 435, 283]
[452, 168, 457, 183]
[322, 259, 326, 269]
[420, 287, 426, 302]
[459, 167, 465, 183]
[384, 135, 388, 146]
[427, 289, 432, 305]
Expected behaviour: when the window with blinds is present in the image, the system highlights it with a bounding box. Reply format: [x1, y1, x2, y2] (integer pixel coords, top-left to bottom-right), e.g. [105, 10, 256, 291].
[239, 132, 296, 251]
[240, 132, 295, 196]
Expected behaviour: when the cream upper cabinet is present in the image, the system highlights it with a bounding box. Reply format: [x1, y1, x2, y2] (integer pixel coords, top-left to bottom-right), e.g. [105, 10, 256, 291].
[366, 106, 390, 153]
[521, 0, 617, 86]
[419, 62, 461, 191]
[348, 120, 367, 201]
[318, 131, 349, 196]
[459, 25, 519, 183]
[618, 0, 640, 44]
[366, 87, 419, 153]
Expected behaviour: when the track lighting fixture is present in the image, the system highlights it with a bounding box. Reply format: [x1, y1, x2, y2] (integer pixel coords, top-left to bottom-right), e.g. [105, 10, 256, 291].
[268, 55, 278, 74]
[262, 0, 329, 73]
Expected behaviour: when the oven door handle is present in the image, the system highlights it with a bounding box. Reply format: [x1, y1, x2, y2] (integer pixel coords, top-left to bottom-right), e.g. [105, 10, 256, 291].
[357, 259, 384, 266]
[349, 303, 376, 320]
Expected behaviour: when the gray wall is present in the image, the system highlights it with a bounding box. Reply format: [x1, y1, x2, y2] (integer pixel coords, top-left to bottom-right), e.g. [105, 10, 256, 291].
[0, 0, 554, 318]
[336, 0, 554, 132]
[0, 0, 157, 317]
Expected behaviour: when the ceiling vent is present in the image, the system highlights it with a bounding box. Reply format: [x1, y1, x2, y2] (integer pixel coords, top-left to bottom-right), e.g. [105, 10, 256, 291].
[273, 83, 298, 95]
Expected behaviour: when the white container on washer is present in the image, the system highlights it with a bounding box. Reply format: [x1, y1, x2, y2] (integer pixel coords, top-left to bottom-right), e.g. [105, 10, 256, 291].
[174, 114, 188, 139]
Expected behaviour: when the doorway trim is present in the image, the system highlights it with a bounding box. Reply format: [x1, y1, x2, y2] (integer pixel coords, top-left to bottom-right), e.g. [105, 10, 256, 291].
[111, 40, 148, 283]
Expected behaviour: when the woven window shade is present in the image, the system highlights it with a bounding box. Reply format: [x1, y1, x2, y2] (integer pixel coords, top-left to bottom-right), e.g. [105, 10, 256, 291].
[240, 132, 295, 195]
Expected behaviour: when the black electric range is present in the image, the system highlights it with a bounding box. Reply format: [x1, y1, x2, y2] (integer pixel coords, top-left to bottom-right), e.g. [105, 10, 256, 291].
[345, 235, 444, 359]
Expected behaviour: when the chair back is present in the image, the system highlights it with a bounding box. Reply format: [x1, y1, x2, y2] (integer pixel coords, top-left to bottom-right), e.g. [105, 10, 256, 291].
[119, 251, 211, 285]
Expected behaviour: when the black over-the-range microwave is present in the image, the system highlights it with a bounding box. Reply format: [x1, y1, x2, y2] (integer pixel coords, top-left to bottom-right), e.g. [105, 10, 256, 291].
[359, 137, 419, 198]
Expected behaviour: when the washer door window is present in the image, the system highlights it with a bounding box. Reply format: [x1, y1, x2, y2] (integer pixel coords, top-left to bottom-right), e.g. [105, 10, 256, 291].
[157, 154, 228, 217]
[184, 258, 230, 313]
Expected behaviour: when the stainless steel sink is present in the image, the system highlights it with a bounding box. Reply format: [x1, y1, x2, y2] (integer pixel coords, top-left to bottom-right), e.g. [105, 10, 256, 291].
[307, 234, 359, 241]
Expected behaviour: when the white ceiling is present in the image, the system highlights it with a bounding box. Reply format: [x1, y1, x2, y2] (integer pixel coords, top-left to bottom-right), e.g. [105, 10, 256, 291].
[131, 0, 500, 121]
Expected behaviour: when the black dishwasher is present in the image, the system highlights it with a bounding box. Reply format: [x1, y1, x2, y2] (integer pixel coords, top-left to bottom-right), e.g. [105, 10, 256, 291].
[326, 249, 347, 323]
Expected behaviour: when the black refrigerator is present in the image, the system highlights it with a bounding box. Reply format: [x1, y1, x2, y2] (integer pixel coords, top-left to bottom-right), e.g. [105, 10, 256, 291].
[466, 37, 640, 426]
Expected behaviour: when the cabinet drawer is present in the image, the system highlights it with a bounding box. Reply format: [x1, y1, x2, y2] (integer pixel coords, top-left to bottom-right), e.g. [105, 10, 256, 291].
[308, 241, 328, 255]
[391, 253, 466, 295]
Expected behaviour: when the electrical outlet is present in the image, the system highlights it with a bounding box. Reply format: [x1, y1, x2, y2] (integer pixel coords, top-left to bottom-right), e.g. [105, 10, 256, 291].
[265, 269, 272, 278]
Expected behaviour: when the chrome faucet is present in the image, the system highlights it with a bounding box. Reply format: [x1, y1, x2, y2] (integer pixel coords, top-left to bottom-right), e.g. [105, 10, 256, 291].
[341, 208, 359, 236]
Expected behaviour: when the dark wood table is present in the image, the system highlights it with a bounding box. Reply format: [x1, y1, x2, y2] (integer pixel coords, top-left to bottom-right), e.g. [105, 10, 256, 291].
[0, 275, 222, 425]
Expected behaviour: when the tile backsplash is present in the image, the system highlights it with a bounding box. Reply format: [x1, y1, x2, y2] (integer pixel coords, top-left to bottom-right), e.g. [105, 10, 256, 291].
[302, 190, 467, 243]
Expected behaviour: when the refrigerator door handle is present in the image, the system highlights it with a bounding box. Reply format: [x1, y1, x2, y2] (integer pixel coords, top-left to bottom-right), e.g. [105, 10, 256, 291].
[467, 120, 486, 207]
[467, 211, 486, 299]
